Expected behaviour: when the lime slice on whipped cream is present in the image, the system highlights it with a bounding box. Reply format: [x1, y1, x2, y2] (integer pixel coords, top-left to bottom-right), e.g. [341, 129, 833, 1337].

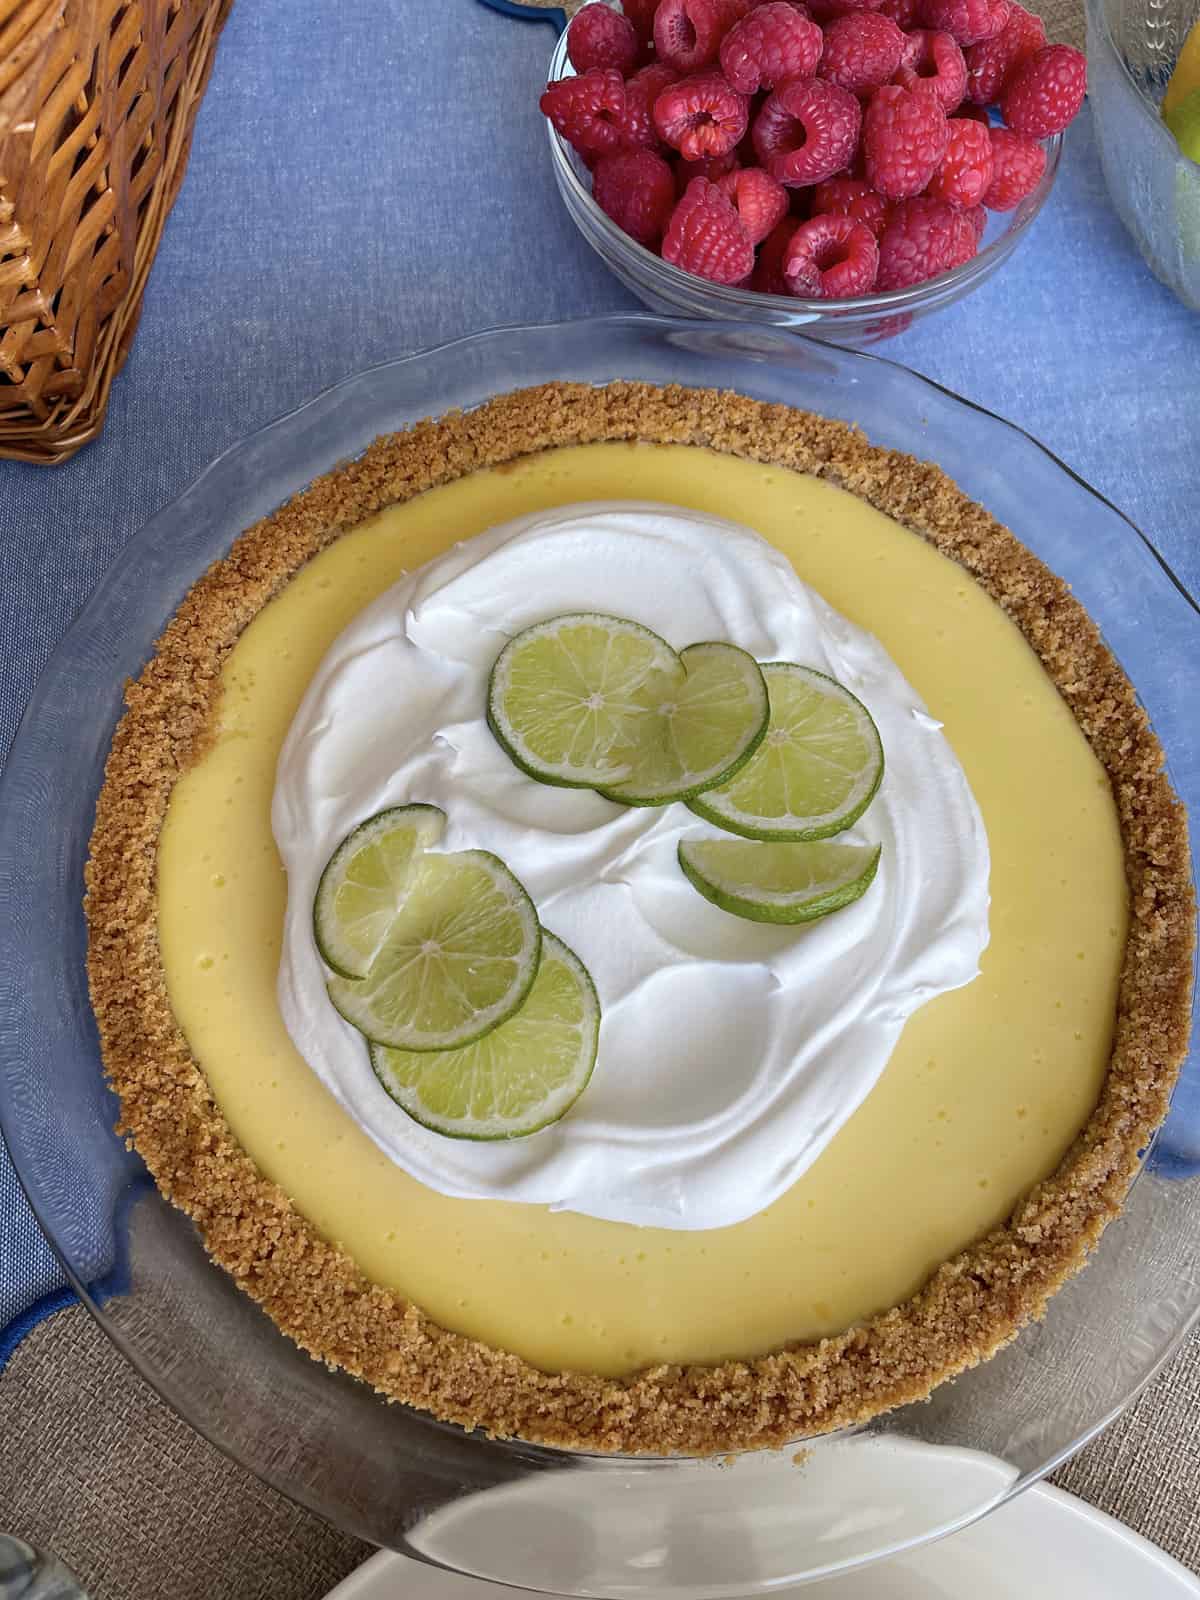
[489, 614, 768, 805]
[678, 837, 882, 925]
[370, 930, 599, 1140]
[688, 662, 883, 840]
[327, 848, 541, 1051]
[598, 640, 769, 806]
[488, 612, 679, 789]
[313, 804, 446, 979]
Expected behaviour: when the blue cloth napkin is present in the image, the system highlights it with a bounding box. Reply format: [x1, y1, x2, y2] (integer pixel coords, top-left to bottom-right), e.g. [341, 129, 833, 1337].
[2, 0, 1198, 1371]
[0, 1152, 75, 1366]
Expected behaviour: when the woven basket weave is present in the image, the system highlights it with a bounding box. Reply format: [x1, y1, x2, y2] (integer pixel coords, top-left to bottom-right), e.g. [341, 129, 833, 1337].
[0, 0, 231, 464]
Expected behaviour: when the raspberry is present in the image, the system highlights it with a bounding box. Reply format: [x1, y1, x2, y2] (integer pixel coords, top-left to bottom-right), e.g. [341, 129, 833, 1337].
[948, 206, 977, 262]
[894, 30, 967, 112]
[920, 0, 1010, 45]
[1000, 43, 1086, 137]
[719, 2, 823, 92]
[654, 71, 751, 159]
[616, 63, 679, 149]
[540, 68, 627, 158]
[862, 83, 949, 197]
[567, 4, 640, 74]
[662, 176, 757, 281]
[982, 123, 1046, 208]
[966, 201, 987, 240]
[846, 142, 869, 178]
[809, 0, 886, 17]
[751, 216, 801, 292]
[863, 310, 914, 338]
[877, 0, 920, 27]
[620, 0, 661, 43]
[716, 165, 790, 241]
[963, 3, 1045, 105]
[654, 0, 727, 71]
[783, 214, 880, 295]
[819, 12, 906, 96]
[925, 114, 994, 204]
[810, 175, 891, 235]
[592, 149, 678, 245]
[875, 194, 974, 286]
[676, 149, 743, 181]
[897, 29, 923, 69]
[752, 78, 863, 186]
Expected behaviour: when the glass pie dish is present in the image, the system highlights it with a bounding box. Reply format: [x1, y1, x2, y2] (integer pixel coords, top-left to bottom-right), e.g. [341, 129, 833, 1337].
[1, 315, 1197, 1595]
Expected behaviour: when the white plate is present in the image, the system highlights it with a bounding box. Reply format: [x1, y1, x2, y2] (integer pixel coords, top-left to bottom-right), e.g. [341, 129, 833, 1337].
[324, 1482, 1200, 1600]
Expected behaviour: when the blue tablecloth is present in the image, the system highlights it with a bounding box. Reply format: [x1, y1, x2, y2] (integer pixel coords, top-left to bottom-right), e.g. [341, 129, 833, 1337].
[2, 0, 1199, 1363]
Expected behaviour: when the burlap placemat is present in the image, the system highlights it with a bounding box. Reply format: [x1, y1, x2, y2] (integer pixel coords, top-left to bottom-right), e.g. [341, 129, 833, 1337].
[1041, 0, 1084, 48]
[0, 1308, 369, 1600]
[1, 1302, 1197, 1600]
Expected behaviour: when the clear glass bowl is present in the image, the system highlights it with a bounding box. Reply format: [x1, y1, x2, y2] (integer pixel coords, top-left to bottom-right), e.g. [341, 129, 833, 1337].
[545, 29, 1063, 345]
[1, 316, 1198, 1595]
[1088, 0, 1200, 309]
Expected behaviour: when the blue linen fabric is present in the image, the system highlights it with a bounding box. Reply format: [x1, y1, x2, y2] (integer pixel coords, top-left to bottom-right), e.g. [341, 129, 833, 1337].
[1, 0, 1198, 1366]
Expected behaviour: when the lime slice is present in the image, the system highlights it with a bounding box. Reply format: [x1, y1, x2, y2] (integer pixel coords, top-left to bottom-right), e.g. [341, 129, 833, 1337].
[327, 849, 541, 1051]
[370, 931, 600, 1140]
[313, 804, 446, 979]
[598, 641, 769, 807]
[687, 663, 883, 840]
[488, 612, 679, 788]
[678, 837, 882, 925]
[1165, 84, 1200, 162]
[1163, 18, 1200, 122]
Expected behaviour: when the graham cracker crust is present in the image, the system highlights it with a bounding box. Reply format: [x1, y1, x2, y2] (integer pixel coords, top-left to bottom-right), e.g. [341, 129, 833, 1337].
[84, 381, 1195, 1456]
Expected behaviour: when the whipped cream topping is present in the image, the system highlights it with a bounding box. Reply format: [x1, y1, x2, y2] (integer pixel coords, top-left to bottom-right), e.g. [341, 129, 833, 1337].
[273, 504, 990, 1231]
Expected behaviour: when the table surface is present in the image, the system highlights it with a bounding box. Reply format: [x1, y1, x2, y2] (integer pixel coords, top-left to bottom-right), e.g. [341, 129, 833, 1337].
[2, 1, 1199, 1595]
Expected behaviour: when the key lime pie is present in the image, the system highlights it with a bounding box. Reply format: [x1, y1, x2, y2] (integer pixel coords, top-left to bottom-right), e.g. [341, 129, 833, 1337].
[85, 383, 1194, 1455]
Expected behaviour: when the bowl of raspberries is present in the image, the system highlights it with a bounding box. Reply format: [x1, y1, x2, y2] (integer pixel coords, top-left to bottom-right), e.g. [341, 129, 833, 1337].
[540, 0, 1086, 342]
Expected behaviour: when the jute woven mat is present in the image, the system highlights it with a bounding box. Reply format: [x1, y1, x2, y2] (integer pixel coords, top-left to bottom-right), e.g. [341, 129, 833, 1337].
[1035, 0, 1084, 47]
[1, 1303, 1198, 1600]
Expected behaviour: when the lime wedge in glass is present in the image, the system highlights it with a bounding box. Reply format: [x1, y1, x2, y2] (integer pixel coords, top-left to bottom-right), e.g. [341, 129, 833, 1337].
[327, 849, 540, 1051]
[370, 930, 600, 1140]
[598, 641, 769, 807]
[678, 837, 882, 925]
[487, 612, 679, 789]
[313, 804, 446, 979]
[688, 662, 883, 840]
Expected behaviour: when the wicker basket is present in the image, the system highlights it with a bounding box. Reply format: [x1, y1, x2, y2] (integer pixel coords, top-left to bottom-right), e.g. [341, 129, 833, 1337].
[0, 0, 232, 464]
